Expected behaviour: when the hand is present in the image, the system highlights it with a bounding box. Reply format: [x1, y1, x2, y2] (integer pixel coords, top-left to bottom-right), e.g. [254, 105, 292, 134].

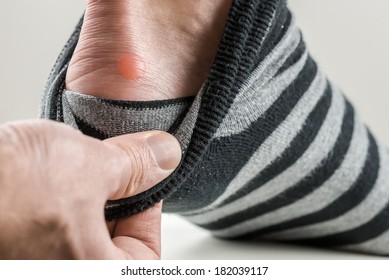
[0, 120, 182, 259]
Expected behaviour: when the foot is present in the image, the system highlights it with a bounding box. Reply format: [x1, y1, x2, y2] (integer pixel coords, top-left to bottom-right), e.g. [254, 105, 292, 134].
[66, 0, 232, 101]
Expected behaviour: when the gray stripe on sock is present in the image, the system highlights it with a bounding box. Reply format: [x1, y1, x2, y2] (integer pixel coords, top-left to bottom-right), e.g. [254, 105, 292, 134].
[174, 90, 203, 150]
[256, 120, 368, 240]
[266, 139, 389, 240]
[187, 82, 345, 226]
[211, 108, 368, 238]
[342, 219, 389, 255]
[64, 91, 190, 137]
[181, 70, 327, 216]
[40, 66, 68, 120]
[62, 94, 78, 129]
[215, 21, 302, 138]
[215, 49, 307, 139]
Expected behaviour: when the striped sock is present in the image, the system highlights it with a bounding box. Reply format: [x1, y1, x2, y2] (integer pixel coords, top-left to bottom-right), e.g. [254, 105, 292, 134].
[41, 0, 389, 256]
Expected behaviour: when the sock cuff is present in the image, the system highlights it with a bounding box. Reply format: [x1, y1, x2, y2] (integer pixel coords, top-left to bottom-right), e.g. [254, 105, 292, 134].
[63, 90, 194, 140]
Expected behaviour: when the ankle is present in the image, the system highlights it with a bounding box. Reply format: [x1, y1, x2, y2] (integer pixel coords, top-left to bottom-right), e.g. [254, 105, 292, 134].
[66, 0, 232, 101]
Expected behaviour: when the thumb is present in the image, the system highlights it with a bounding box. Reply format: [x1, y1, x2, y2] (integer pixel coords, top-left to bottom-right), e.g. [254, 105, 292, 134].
[103, 131, 182, 200]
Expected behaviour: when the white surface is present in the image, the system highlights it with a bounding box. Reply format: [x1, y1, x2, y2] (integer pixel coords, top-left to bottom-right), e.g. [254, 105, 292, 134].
[1, 1, 389, 259]
[161, 214, 386, 260]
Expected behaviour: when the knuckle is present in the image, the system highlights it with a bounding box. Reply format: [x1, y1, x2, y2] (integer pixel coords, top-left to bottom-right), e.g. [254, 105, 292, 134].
[0, 121, 48, 155]
[116, 141, 158, 194]
[128, 144, 153, 183]
[0, 123, 31, 169]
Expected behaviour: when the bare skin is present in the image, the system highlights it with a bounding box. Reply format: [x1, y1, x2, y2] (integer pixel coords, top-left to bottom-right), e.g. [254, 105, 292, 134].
[66, 0, 232, 101]
[0, 120, 181, 259]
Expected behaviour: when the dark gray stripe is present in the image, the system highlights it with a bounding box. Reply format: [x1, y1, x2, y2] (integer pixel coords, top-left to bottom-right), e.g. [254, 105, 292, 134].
[222, 82, 333, 205]
[200, 90, 356, 231]
[289, 132, 381, 247]
[264, 138, 387, 241]
[246, 128, 379, 239]
[166, 57, 318, 212]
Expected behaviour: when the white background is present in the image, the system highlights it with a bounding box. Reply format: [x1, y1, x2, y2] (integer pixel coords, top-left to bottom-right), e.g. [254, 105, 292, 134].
[0, 1, 388, 259]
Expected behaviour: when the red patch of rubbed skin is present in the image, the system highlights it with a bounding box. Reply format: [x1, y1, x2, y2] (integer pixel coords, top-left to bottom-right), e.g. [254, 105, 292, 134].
[117, 52, 145, 81]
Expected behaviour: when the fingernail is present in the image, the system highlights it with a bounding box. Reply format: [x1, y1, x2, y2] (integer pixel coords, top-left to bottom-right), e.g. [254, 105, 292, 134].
[147, 133, 182, 170]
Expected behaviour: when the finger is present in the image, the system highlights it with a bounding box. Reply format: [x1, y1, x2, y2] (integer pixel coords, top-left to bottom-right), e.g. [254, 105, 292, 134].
[112, 202, 163, 259]
[103, 131, 182, 200]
